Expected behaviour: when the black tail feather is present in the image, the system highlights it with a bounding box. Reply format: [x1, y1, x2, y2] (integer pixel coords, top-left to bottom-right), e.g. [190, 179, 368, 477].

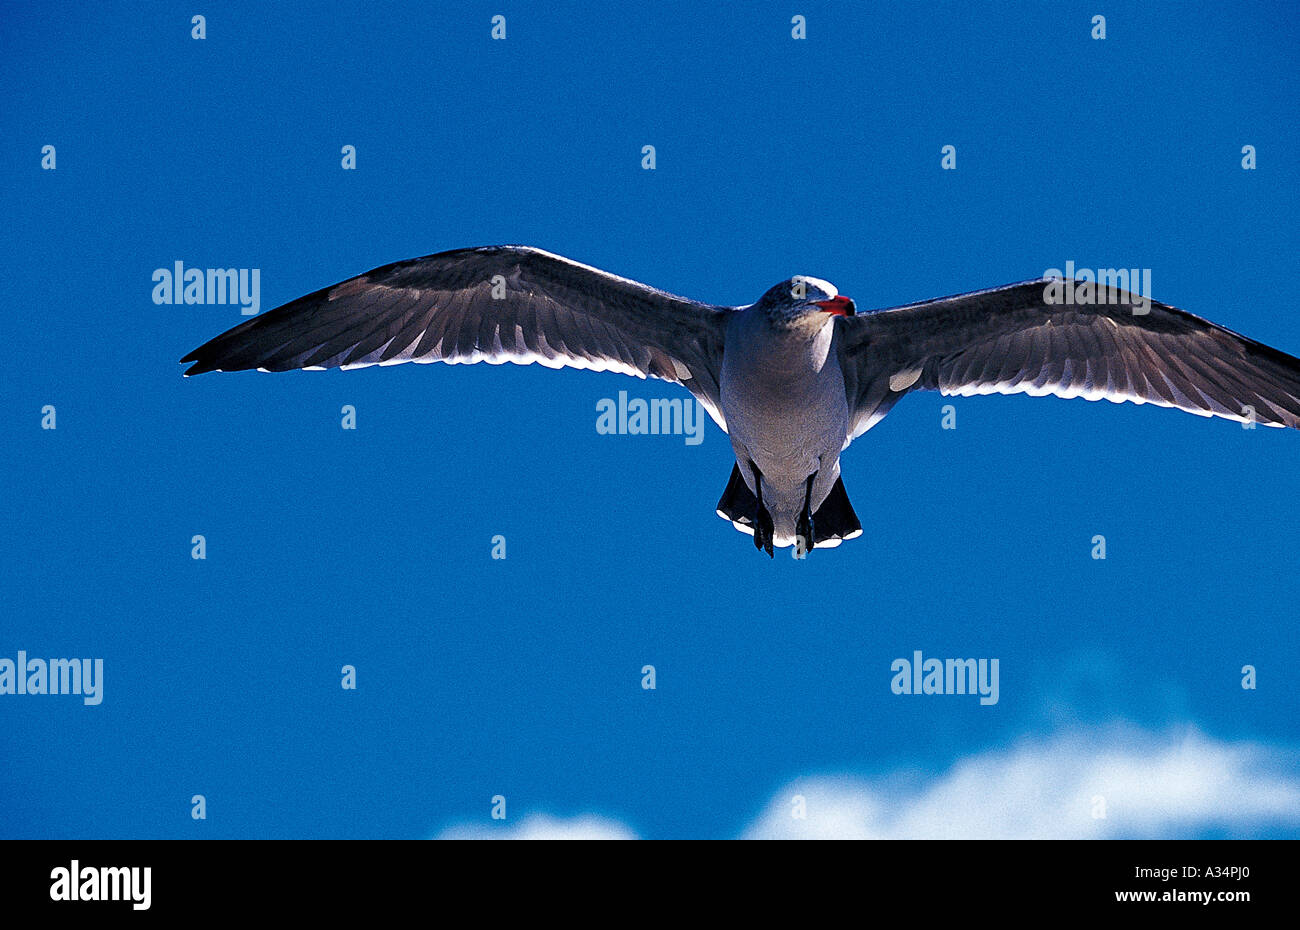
[715, 464, 757, 528]
[811, 475, 861, 544]
[716, 465, 861, 547]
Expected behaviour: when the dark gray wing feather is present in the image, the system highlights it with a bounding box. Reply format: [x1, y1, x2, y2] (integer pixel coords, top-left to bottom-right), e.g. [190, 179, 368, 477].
[181, 246, 731, 427]
[839, 279, 1300, 437]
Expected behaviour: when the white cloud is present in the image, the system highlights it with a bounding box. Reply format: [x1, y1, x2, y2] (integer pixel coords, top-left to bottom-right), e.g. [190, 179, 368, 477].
[436, 813, 639, 840]
[433, 725, 1300, 840]
[744, 725, 1300, 839]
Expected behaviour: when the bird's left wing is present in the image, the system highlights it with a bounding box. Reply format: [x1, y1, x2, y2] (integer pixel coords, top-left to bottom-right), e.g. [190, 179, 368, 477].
[181, 245, 732, 428]
[838, 279, 1300, 439]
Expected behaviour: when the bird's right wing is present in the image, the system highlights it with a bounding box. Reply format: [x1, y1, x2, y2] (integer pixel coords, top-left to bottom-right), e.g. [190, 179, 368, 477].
[181, 246, 733, 428]
[838, 279, 1300, 438]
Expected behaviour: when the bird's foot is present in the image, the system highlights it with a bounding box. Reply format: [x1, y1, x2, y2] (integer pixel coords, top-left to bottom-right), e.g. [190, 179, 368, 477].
[750, 461, 774, 559]
[755, 506, 775, 558]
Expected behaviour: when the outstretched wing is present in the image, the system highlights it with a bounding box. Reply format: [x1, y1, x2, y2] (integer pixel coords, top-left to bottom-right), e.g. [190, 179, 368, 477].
[181, 245, 732, 428]
[838, 279, 1300, 438]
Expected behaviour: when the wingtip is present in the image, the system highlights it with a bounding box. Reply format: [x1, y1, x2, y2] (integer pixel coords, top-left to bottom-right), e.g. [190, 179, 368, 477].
[180, 342, 226, 375]
[180, 355, 213, 376]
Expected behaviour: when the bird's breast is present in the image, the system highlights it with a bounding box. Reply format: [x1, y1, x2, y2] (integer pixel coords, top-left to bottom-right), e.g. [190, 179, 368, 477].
[719, 319, 849, 469]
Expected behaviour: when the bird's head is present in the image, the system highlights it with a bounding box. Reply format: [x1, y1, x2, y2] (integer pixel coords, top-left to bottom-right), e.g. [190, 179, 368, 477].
[754, 276, 856, 328]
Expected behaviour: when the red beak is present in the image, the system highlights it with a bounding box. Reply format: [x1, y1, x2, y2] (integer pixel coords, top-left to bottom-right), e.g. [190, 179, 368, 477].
[814, 295, 856, 317]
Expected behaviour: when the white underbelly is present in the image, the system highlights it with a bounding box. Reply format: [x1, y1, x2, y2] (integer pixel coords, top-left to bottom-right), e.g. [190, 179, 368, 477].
[721, 370, 849, 484]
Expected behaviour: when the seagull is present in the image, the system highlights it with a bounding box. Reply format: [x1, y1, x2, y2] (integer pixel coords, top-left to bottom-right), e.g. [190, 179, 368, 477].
[182, 246, 1300, 557]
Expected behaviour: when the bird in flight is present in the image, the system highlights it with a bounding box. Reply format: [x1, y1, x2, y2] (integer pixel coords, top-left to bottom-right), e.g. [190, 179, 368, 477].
[182, 246, 1300, 557]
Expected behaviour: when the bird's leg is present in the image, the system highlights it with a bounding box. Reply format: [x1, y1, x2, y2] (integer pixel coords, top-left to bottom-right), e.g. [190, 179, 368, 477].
[795, 473, 816, 558]
[750, 462, 774, 558]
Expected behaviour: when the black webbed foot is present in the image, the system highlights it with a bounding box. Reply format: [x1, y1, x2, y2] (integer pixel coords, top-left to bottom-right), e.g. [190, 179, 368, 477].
[750, 462, 775, 558]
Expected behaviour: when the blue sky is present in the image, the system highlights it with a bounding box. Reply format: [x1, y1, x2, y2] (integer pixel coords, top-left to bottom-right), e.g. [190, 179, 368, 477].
[2, 1, 1298, 839]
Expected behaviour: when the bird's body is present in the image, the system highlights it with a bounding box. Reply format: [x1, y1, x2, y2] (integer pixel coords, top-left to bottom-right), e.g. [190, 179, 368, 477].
[720, 291, 851, 548]
[182, 245, 1300, 557]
